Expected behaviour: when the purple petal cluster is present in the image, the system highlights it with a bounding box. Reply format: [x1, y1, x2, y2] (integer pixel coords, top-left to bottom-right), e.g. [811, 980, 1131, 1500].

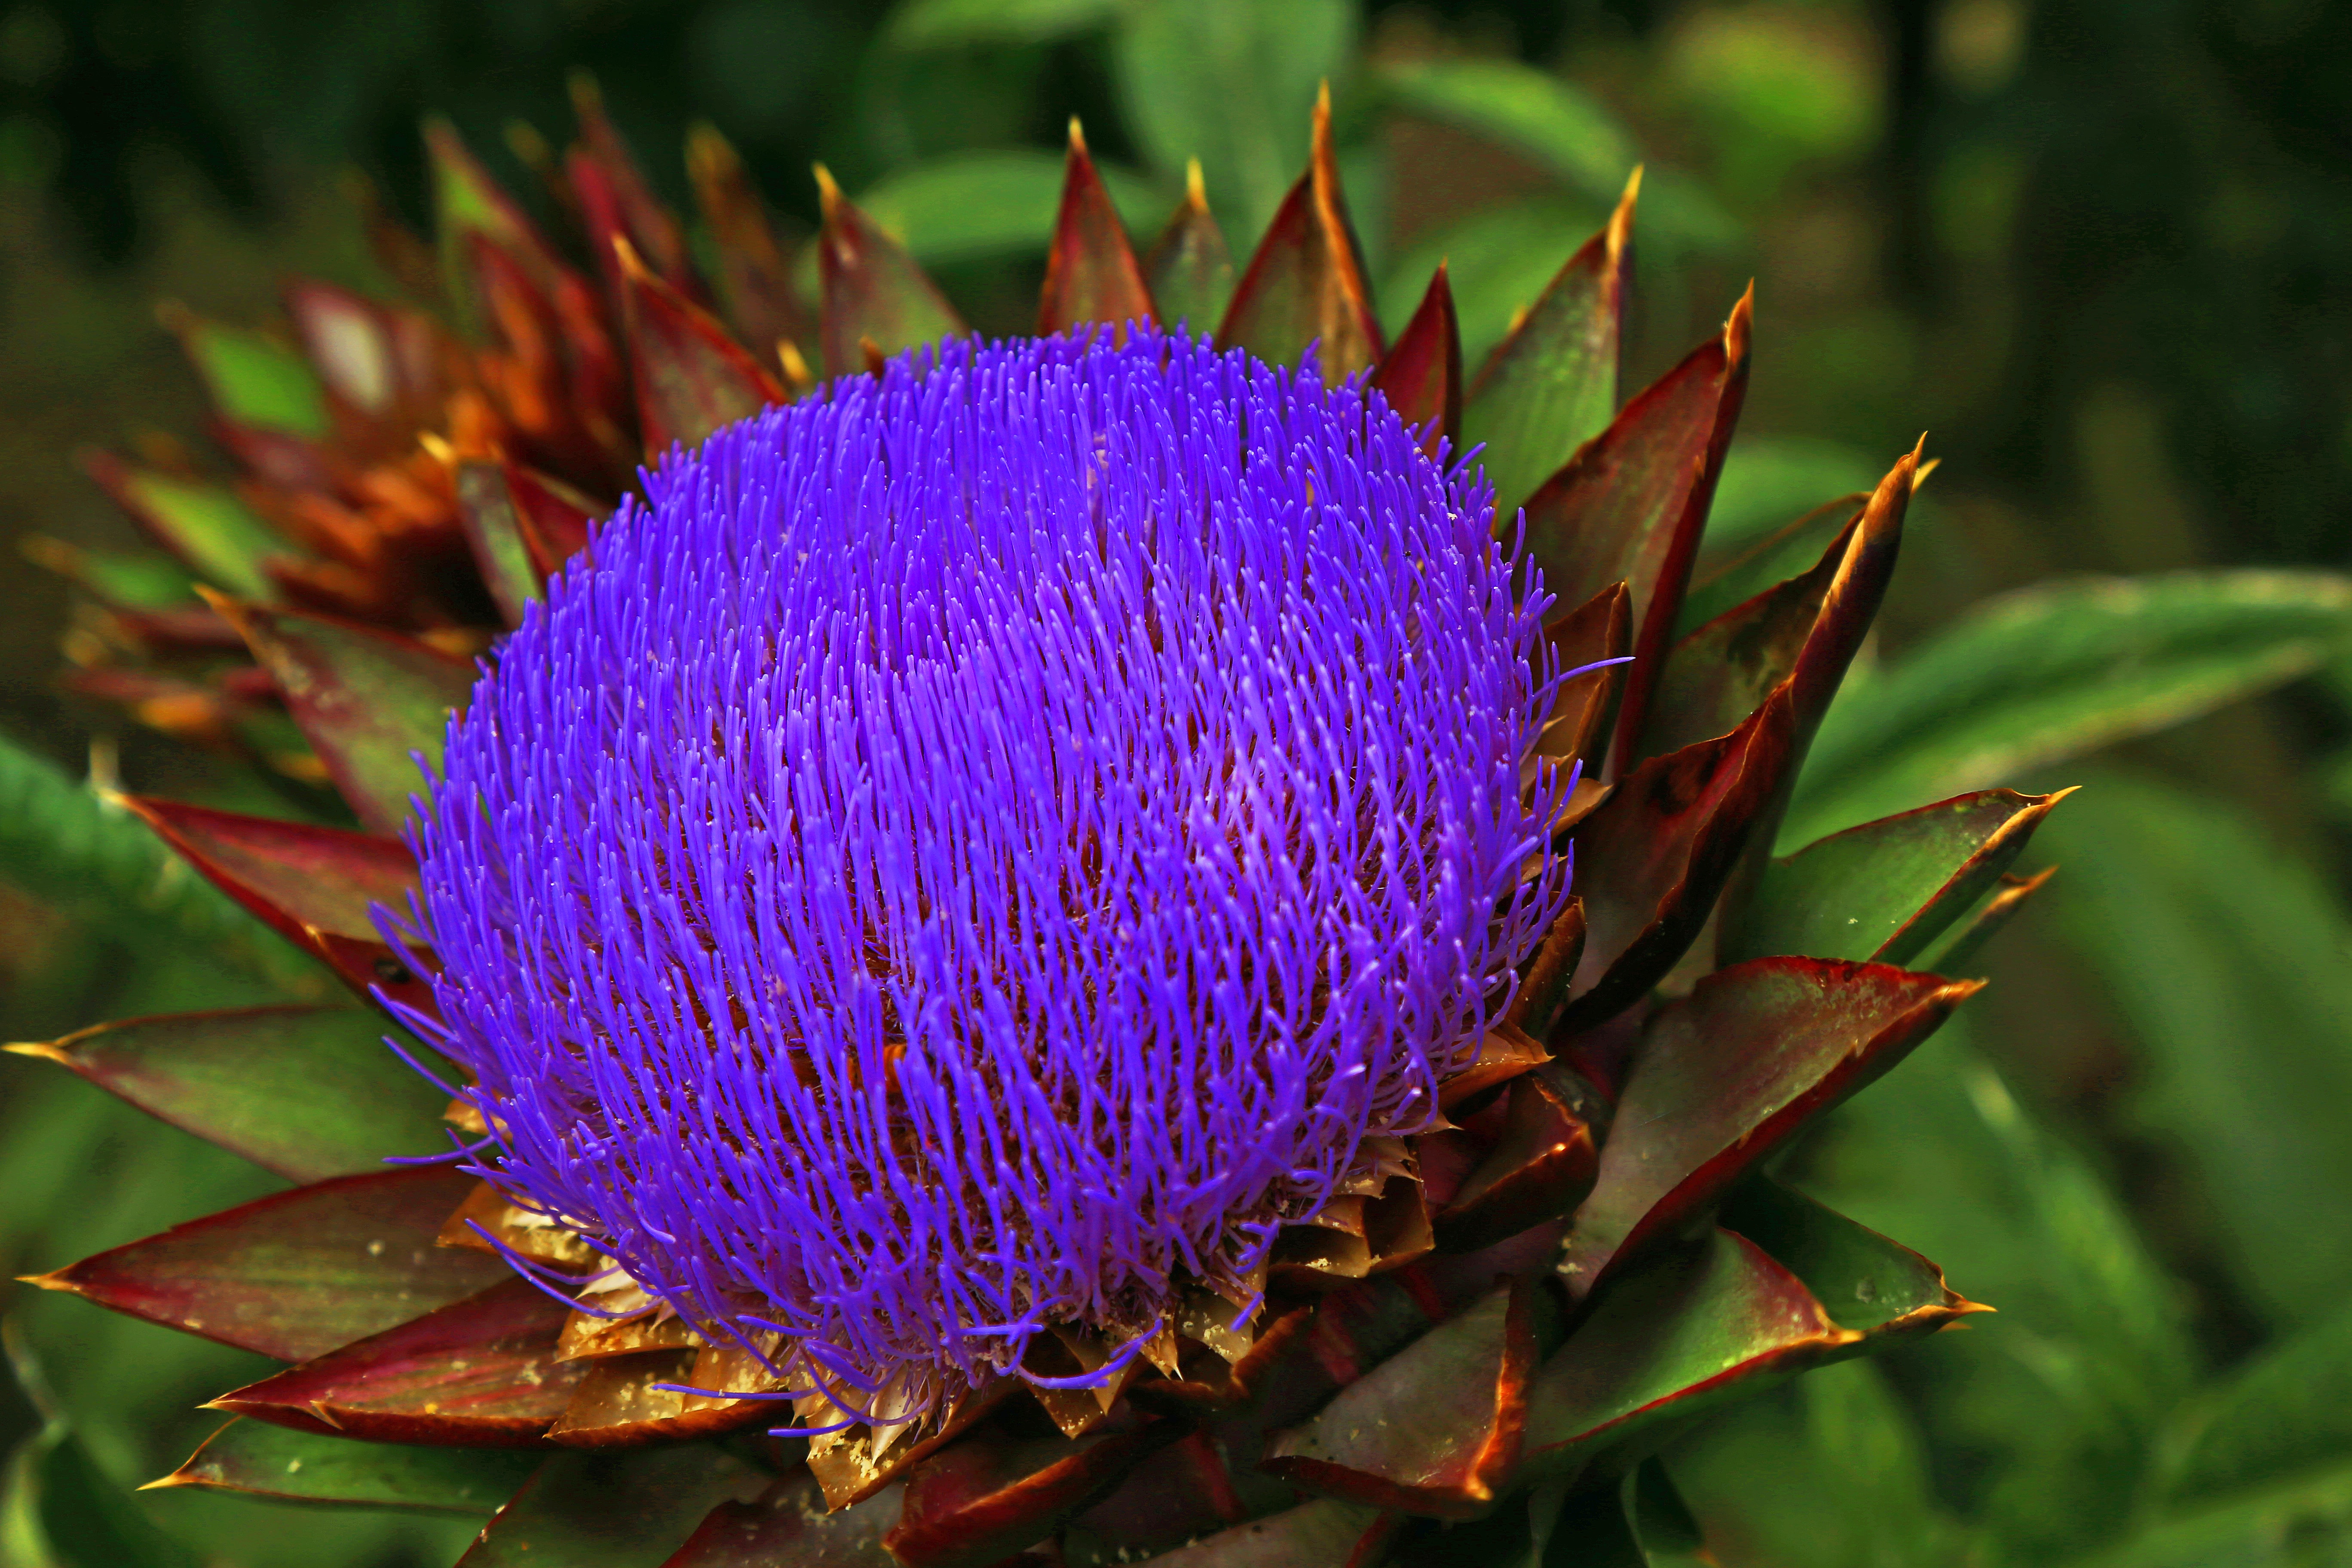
[405, 327, 1570, 1421]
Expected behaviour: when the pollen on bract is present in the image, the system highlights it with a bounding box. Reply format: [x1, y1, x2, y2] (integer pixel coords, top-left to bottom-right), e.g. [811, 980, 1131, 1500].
[397, 325, 1573, 1444]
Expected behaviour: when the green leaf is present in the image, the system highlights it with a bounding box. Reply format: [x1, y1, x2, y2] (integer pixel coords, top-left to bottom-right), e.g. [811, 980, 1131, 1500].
[1, 1422, 200, 1568]
[170, 316, 331, 438]
[1638, 508, 1859, 761]
[1788, 570, 2352, 845]
[2154, 1295, 2352, 1512]
[2063, 1461, 2352, 1568]
[0, 730, 297, 981]
[2040, 769, 2352, 1327]
[1666, 1362, 1969, 1568]
[616, 249, 787, 456]
[857, 150, 1163, 270]
[1111, 0, 1356, 242]
[456, 1446, 767, 1567]
[1722, 788, 2069, 966]
[80, 454, 286, 601]
[1142, 174, 1236, 334]
[1906, 867, 2051, 978]
[1705, 438, 1886, 554]
[1793, 1022, 2196, 1559]
[152, 1418, 537, 1514]
[1, 1057, 478, 1568]
[21, 538, 198, 609]
[1373, 57, 1637, 204]
[1622, 1458, 1709, 1564]
[424, 119, 566, 337]
[1041, 127, 1157, 336]
[9, 1006, 453, 1183]
[886, 0, 1122, 47]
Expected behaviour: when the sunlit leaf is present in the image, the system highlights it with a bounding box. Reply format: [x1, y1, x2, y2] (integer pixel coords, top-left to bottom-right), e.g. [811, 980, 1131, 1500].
[1666, 1361, 1968, 1568]
[0, 1421, 199, 1568]
[1788, 570, 2352, 844]
[2155, 1295, 2352, 1512]
[77, 453, 286, 601]
[2040, 769, 2352, 1326]
[1794, 1022, 2196, 1558]
[162, 312, 330, 438]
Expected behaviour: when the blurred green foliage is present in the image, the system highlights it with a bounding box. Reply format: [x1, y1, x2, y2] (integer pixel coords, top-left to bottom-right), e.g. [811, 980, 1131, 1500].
[3, 0, 2352, 1564]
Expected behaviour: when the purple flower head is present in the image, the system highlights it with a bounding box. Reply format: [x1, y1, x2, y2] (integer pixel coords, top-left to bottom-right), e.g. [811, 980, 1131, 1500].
[406, 327, 1572, 1430]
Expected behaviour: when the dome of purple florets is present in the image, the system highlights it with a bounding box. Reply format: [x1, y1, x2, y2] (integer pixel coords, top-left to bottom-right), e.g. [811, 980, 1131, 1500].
[406, 326, 1571, 1426]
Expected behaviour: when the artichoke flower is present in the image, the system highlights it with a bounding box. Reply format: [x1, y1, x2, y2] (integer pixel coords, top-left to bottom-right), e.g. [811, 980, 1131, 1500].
[12, 83, 2074, 1566]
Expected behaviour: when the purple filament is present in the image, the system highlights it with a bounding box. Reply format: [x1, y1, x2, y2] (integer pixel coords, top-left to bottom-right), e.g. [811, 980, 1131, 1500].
[404, 327, 1571, 1414]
